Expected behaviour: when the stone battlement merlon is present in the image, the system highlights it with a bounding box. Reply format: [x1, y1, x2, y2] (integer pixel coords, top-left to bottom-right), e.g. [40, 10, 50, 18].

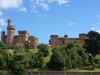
[50, 35, 58, 38]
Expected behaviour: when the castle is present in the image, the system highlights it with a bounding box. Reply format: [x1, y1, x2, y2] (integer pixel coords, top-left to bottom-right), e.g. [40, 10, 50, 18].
[49, 34, 86, 48]
[1, 19, 39, 49]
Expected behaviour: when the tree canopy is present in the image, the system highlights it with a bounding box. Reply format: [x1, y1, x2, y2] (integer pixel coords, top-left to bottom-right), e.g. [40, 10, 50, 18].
[84, 31, 100, 56]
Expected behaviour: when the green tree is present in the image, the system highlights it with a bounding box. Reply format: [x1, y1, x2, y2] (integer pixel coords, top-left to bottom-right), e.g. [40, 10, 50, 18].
[0, 41, 7, 70]
[11, 53, 29, 75]
[14, 44, 25, 53]
[94, 55, 100, 68]
[0, 53, 6, 70]
[48, 49, 64, 71]
[84, 31, 100, 56]
[0, 41, 7, 55]
[65, 41, 89, 68]
[38, 44, 49, 57]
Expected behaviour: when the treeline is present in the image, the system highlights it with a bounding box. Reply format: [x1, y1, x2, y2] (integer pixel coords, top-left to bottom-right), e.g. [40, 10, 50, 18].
[0, 31, 100, 75]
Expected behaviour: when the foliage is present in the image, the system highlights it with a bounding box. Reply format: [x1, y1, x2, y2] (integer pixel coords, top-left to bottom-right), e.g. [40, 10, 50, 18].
[38, 44, 49, 57]
[14, 44, 25, 53]
[48, 49, 64, 71]
[0, 41, 7, 70]
[11, 53, 29, 75]
[84, 31, 100, 56]
[65, 41, 90, 69]
[28, 52, 43, 70]
[0, 41, 7, 55]
[94, 55, 100, 68]
[0, 53, 6, 70]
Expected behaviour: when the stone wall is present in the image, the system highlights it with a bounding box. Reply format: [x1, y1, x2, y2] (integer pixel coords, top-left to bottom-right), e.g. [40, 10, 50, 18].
[28, 71, 100, 75]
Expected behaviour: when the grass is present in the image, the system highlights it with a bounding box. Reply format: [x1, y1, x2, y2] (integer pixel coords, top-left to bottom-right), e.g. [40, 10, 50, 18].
[67, 68, 100, 72]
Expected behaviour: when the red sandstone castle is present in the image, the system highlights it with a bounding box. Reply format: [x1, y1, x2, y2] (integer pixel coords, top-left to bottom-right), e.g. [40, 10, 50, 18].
[49, 34, 86, 48]
[1, 19, 39, 49]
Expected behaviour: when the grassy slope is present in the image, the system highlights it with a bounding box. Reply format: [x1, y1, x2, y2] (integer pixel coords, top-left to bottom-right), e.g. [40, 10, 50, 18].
[7, 49, 100, 72]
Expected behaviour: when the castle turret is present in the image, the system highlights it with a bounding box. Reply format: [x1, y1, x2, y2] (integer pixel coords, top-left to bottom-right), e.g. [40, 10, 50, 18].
[7, 19, 16, 48]
[8, 19, 12, 26]
[79, 33, 86, 39]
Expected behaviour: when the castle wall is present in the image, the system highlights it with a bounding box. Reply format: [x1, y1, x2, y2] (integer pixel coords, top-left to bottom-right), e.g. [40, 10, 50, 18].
[49, 34, 86, 48]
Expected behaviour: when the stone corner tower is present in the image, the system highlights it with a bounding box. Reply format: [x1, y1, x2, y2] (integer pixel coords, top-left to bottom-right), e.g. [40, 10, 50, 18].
[7, 19, 16, 48]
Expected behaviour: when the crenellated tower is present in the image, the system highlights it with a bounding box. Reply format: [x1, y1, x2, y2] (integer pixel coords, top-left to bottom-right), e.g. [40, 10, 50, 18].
[7, 19, 16, 48]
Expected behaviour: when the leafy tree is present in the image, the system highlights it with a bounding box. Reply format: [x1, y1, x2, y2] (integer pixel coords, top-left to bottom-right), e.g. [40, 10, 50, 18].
[38, 44, 49, 57]
[14, 44, 25, 53]
[11, 53, 29, 75]
[84, 31, 100, 56]
[0, 41, 7, 55]
[48, 49, 64, 71]
[0, 41, 7, 70]
[28, 52, 43, 71]
[0, 53, 6, 70]
[94, 55, 100, 68]
[65, 41, 89, 68]
[33, 52, 43, 68]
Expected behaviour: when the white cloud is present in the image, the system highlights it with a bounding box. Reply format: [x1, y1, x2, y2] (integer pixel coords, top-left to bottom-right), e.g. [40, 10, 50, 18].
[18, 7, 27, 12]
[91, 27, 96, 30]
[48, 0, 69, 5]
[98, 23, 100, 25]
[58, 0, 69, 5]
[0, 18, 6, 26]
[68, 22, 76, 26]
[0, 0, 23, 9]
[97, 30, 100, 33]
[31, 0, 50, 11]
[98, 15, 100, 17]
[31, 0, 69, 13]
[40, 3, 50, 10]
[0, 10, 3, 16]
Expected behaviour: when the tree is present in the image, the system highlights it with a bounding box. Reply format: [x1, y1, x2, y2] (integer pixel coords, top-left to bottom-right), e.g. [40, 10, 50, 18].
[0, 53, 6, 70]
[14, 44, 25, 53]
[48, 49, 64, 71]
[11, 53, 29, 75]
[38, 44, 49, 57]
[0, 41, 7, 55]
[28, 52, 43, 72]
[65, 41, 89, 68]
[0, 41, 7, 70]
[84, 31, 100, 56]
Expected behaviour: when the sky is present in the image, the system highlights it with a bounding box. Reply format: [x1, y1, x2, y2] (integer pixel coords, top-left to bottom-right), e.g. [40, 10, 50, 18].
[0, 0, 100, 44]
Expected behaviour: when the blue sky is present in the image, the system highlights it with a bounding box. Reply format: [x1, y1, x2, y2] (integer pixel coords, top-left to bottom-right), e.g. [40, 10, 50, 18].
[0, 0, 100, 44]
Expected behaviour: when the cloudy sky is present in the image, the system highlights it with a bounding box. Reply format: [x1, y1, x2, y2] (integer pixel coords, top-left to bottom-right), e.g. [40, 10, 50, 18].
[0, 0, 100, 44]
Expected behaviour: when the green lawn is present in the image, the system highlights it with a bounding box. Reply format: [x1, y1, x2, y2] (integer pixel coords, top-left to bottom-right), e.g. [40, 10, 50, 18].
[67, 68, 100, 72]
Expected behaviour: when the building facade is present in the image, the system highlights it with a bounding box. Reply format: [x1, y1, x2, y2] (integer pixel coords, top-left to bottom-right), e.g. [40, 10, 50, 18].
[49, 34, 86, 48]
[1, 19, 39, 49]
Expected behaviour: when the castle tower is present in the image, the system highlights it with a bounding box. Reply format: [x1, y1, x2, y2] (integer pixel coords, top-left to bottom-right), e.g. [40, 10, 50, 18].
[7, 19, 15, 48]
[49, 35, 58, 48]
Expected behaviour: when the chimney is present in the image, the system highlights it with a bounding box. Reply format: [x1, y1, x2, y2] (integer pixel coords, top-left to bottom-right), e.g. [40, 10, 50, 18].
[8, 19, 12, 26]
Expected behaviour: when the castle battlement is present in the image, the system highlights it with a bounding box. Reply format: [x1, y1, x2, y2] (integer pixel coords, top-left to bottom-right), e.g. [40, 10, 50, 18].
[49, 34, 86, 48]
